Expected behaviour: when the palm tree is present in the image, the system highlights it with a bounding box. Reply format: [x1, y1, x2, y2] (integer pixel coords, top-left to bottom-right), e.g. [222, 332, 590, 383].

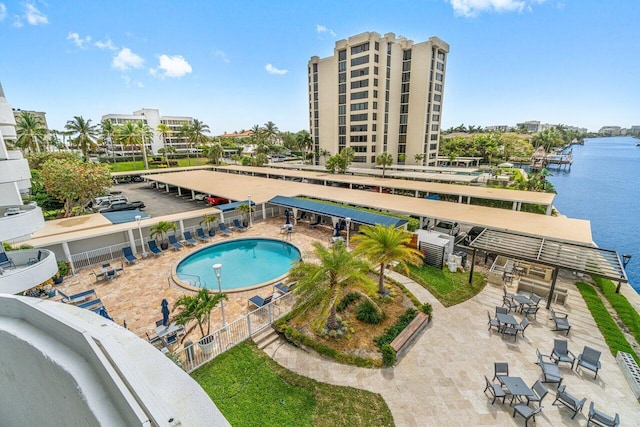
[173, 288, 227, 338]
[204, 142, 223, 165]
[190, 119, 211, 160]
[376, 152, 394, 178]
[100, 119, 118, 170]
[414, 153, 425, 165]
[263, 121, 279, 145]
[178, 122, 193, 165]
[115, 121, 141, 167]
[156, 123, 172, 167]
[351, 224, 424, 296]
[65, 116, 98, 161]
[15, 111, 47, 154]
[134, 120, 152, 170]
[295, 130, 313, 162]
[150, 221, 178, 249]
[288, 241, 372, 331]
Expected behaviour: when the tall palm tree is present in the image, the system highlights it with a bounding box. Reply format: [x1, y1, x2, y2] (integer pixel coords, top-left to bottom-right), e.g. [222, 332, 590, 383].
[65, 116, 98, 161]
[190, 119, 210, 159]
[134, 120, 152, 170]
[204, 142, 223, 165]
[295, 130, 313, 162]
[156, 123, 172, 167]
[173, 288, 227, 338]
[100, 119, 118, 171]
[351, 224, 424, 295]
[178, 122, 193, 165]
[116, 121, 141, 167]
[288, 241, 372, 331]
[15, 111, 47, 154]
[263, 121, 279, 145]
[376, 152, 394, 178]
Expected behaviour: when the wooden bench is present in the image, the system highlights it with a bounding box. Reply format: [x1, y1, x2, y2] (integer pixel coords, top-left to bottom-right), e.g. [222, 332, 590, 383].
[390, 312, 429, 360]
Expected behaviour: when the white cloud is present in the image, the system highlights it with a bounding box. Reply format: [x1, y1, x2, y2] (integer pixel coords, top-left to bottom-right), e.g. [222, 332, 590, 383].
[95, 38, 117, 51]
[214, 49, 230, 63]
[112, 47, 144, 71]
[24, 3, 47, 25]
[0, 4, 7, 21]
[316, 24, 336, 37]
[67, 32, 91, 48]
[136, 81, 144, 88]
[446, 0, 548, 17]
[149, 54, 192, 78]
[265, 64, 288, 75]
[12, 15, 23, 28]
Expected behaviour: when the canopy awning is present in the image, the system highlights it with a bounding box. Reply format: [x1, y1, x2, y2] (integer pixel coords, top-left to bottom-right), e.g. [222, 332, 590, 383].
[101, 210, 150, 225]
[215, 200, 256, 213]
[268, 195, 408, 228]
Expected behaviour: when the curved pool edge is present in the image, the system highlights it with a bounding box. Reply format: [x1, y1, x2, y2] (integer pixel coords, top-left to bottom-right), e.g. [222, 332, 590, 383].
[171, 237, 302, 294]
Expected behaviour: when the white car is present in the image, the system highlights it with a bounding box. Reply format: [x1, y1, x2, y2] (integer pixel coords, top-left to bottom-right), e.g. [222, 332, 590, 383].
[433, 220, 460, 236]
[194, 194, 208, 201]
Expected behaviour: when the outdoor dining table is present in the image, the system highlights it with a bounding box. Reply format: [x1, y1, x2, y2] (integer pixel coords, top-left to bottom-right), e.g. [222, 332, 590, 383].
[512, 295, 533, 311]
[499, 376, 534, 405]
[497, 312, 518, 328]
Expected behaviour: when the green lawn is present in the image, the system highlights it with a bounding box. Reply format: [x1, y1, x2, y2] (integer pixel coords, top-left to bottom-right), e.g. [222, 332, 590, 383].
[191, 341, 394, 427]
[575, 282, 640, 365]
[404, 264, 486, 307]
[592, 277, 640, 346]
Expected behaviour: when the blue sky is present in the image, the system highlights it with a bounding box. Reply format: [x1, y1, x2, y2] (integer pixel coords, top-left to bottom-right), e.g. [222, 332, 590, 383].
[1, 0, 638, 134]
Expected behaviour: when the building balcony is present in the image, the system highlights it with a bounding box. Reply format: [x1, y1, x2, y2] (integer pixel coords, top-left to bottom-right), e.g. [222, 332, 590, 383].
[0, 248, 58, 294]
[0, 156, 30, 184]
[0, 204, 44, 241]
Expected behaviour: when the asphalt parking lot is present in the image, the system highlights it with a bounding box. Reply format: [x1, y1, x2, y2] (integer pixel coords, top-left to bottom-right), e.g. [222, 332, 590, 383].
[111, 182, 206, 218]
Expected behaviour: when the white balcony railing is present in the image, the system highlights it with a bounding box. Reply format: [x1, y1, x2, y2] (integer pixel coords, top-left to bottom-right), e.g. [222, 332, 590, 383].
[0, 157, 31, 184]
[0, 204, 44, 241]
[0, 248, 58, 294]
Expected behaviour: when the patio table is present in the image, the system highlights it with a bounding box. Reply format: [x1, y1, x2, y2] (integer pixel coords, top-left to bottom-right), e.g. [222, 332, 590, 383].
[513, 295, 533, 311]
[155, 322, 182, 339]
[500, 376, 534, 405]
[496, 313, 518, 328]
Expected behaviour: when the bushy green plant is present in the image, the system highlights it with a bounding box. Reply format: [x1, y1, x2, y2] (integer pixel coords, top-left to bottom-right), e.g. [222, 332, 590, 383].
[356, 300, 385, 324]
[336, 292, 361, 312]
[56, 260, 70, 277]
[374, 308, 418, 348]
[381, 344, 396, 367]
[591, 277, 640, 346]
[420, 303, 433, 316]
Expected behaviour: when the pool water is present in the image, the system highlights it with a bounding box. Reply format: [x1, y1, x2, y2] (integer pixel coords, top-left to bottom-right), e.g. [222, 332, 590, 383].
[176, 238, 301, 291]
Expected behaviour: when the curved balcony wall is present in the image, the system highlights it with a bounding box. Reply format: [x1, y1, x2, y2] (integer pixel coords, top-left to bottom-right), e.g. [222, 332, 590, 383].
[0, 249, 58, 294]
[0, 158, 30, 184]
[0, 204, 44, 241]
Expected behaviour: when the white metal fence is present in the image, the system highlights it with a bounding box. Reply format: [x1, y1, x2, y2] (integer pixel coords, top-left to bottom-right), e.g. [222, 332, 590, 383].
[174, 292, 296, 372]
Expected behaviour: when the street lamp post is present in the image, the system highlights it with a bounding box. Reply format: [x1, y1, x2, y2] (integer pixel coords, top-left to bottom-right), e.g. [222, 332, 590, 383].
[247, 195, 253, 227]
[134, 215, 147, 257]
[213, 263, 226, 326]
[345, 217, 351, 249]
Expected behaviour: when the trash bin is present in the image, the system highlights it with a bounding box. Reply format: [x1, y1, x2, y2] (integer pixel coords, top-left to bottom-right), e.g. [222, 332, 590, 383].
[455, 251, 468, 268]
[448, 261, 458, 272]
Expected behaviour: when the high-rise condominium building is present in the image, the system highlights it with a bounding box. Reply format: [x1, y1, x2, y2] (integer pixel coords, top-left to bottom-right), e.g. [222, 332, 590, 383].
[309, 32, 449, 167]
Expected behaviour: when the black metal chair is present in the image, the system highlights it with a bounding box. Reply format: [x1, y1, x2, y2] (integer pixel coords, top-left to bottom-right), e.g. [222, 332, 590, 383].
[550, 308, 571, 336]
[550, 339, 576, 368]
[526, 380, 548, 407]
[502, 295, 518, 312]
[552, 385, 586, 419]
[487, 310, 501, 332]
[587, 402, 620, 427]
[576, 346, 602, 379]
[493, 362, 509, 383]
[483, 375, 506, 404]
[513, 403, 543, 427]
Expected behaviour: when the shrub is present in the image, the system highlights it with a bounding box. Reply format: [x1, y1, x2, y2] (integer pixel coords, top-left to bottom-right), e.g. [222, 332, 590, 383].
[381, 344, 396, 367]
[57, 260, 71, 277]
[420, 303, 433, 316]
[356, 300, 385, 324]
[337, 292, 361, 312]
[374, 308, 418, 348]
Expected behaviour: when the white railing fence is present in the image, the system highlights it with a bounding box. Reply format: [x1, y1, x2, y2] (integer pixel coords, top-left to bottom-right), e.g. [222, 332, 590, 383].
[174, 292, 296, 372]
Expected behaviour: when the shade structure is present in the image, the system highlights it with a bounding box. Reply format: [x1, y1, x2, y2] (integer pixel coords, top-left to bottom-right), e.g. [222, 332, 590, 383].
[161, 299, 170, 326]
[216, 200, 255, 213]
[285, 209, 291, 225]
[333, 222, 341, 237]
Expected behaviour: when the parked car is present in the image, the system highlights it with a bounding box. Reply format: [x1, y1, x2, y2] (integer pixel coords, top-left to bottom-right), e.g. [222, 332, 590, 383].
[433, 220, 460, 236]
[205, 196, 229, 206]
[194, 194, 208, 201]
[464, 226, 486, 245]
[97, 201, 145, 213]
[89, 195, 128, 211]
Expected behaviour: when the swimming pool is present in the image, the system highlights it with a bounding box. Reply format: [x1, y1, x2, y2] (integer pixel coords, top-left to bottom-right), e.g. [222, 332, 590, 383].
[175, 238, 301, 291]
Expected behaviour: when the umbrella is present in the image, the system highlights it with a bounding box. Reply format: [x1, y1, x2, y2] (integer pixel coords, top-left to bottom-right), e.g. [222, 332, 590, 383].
[285, 209, 291, 225]
[333, 222, 341, 237]
[97, 306, 113, 321]
[161, 299, 170, 326]
[498, 162, 514, 168]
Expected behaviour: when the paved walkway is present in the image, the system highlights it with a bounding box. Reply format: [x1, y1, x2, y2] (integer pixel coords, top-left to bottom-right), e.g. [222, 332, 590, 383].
[263, 271, 640, 426]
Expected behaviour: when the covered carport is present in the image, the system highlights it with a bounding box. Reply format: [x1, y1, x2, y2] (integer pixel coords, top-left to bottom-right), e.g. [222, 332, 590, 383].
[468, 229, 629, 309]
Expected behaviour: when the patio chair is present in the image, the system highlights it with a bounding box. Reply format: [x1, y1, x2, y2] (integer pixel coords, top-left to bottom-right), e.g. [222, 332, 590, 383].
[164, 334, 178, 346]
[530, 293, 542, 306]
[483, 375, 506, 404]
[147, 240, 164, 256]
[522, 305, 540, 320]
[146, 332, 163, 348]
[218, 223, 232, 236]
[513, 403, 543, 427]
[502, 295, 518, 312]
[502, 324, 518, 342]
[58, 289, 96, 304]
[535, 348, 563, 386]
[195, 227, 211, 241]
[552, 385, 586, 419]
[587, 402, 620, 427]
[496, 306, 508, 315]
[487, 310, 501, 332]
[105, 269, 117, 280]
[78, 298, 103, 310]
[274, 281, 295, 295]
[0, 252, 15, 269]
[168, 235, 184, 250]
[122, 246, 139, 264]
[27, 250, 43, 266]
[233, 218, 247, 231]
[248, 294, 273, 309]
[550, 339, 576, 368]
[503, 284, 516, 299]
[183, 231, 198, 246]
[493, 362, 509, 383]
[516, 317, 530, 338]
[576, 346, 602, 379]
[550, 308, 571, 336]
[526, 380, 549, 407]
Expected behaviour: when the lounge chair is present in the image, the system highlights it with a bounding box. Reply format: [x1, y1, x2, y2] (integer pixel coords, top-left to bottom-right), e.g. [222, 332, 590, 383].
[148, 240, 164, 256]
[552, 385, 586, 419]
[58, 289, 96, 304]
[233, 218, 247, 231]
[487, 310, 501, 332]
[248, 294, 273, 309]
[526, 380, 549, 407]
[0, 252, 15, 269]
[576, 346, 602, 379]
[195, 228, 211, 241]
[27, 250, 43, 266]
[274, 281, 295, 295]
[512, 404, 543, 427]
[78, 298, 103, 310]
[218, 223, 232, 236]
[483, 375, 506, 404]
[550, 308, 571, 336]
[168, 235, 184, 250]
[535, 348, 563, 385]
[122, 246, 139, 264]
[550, 339, 576, 368]
[183, 231, 198, 246]
[146, 332, 164, 348]
[588, 402, 620, 427]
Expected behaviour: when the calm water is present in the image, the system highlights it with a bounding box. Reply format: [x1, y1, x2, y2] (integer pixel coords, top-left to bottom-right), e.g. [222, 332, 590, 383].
[176, 238, 301, 290]
[547, 136, 640, 294]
